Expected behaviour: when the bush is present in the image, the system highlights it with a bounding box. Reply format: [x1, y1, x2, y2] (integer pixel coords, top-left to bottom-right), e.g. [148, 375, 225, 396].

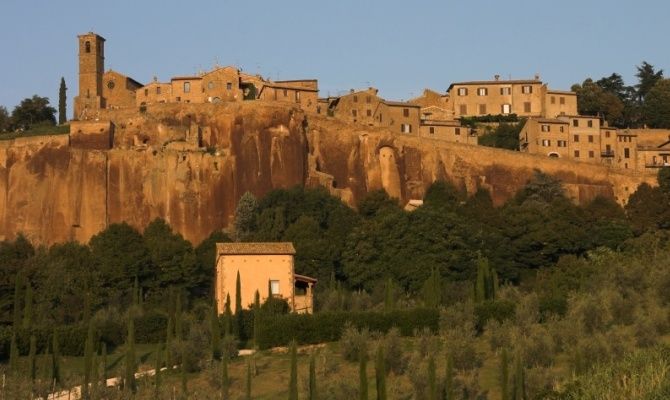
[340, 323, 369, 362]
[474, 300, 516, 330]
[382, 327, 406, 374]
[256, 308, 439, 350]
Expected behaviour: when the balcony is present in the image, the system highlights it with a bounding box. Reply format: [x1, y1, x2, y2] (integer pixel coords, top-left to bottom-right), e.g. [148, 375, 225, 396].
[645, 162, 670, 168]
[601, 150, 615, 158]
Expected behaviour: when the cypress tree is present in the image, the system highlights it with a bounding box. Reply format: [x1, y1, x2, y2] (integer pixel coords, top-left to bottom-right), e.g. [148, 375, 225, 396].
[221, 351, 230, 400]
[101, 342, 107, 387]
[12, 273, 22, 329]
[253, 290, 261, 348]
[23, 282, 33, 329]
[383, 278, 394, 312]
[132, 276, 139, 307]
[224, 294, 233, 335]
[90, 346, 98, 394]
[474, 255, 498, 303]
[428, 355, 437, 400]
[444, 351, 454, 400]
[501, 348, 510, 400]
[58, 77, 67, 124]
[309, 352, 317, 400]
[28, 335, 37, 382]
[375, 346, 386, 400]
[175, 291, 183, 341]
[512, 352, 525, 400]
[166, 313, 174, 368]
[210, 297, 222, 361]
[9, 332, 19, 375]
[288, 340, 298, 400]
[125, 312, 136, 393]
[154, 343, 162, 398]
[52, 329, 61, 386]
[245, 358, 252, 400]
[181, 360, 188, 398]
[234, 271, 243, 339]
[83, 320, 95, 399]
[359, 349, 368, 400]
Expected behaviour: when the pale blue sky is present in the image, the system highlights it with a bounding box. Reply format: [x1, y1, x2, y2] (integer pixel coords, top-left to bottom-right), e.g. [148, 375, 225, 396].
[1, 0, 668, 114]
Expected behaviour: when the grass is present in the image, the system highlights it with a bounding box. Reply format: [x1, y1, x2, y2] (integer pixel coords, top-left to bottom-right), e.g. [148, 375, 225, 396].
[0, 124, 69, 140]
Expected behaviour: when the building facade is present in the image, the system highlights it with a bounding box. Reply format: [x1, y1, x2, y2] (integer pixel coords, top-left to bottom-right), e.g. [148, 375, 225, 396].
[215, 242, 316, 314]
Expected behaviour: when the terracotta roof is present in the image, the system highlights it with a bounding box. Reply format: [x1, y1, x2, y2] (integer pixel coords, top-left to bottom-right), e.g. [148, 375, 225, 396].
[295, 274, 318, 283]
[260, 83, 318, 92]
[171, 76, 202, 81]
[383, 101, 420, 107]
[547, 90, 576, 95]
[448, 79, 541, 91]
[217, 242, 296, 255]
[275, 79, 318, 83]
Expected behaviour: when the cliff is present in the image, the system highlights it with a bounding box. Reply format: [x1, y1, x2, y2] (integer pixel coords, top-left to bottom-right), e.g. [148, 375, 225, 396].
[0, 103, 657, 245]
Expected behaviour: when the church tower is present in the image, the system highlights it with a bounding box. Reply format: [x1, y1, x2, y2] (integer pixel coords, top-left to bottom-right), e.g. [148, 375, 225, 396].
[74, 32, 105, 119]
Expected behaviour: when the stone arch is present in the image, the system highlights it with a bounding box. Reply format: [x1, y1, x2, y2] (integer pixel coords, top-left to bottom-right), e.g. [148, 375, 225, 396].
[548, 152, 560, 158]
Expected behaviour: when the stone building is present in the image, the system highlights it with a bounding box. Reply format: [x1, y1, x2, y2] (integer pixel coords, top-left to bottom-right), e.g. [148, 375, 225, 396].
[73, 32, 319, 118]
[215, 242, 316, 314]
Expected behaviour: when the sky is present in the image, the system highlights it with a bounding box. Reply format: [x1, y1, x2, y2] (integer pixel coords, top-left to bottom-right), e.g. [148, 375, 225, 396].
[1, 0, 669, 114]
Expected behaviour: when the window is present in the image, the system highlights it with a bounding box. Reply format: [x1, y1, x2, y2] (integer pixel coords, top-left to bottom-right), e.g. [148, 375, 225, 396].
[208, 81, 215, 90]
[500, 87, 512, 95]
[557, 140, 567, 147]
[589, 150, 594, 158]
[183, 82, 191, 93]
[587, 120, 593, 128]
[295, 91, 300, 102]
[352, 109, 357, 117]
[551, 96, 556, 104]
[605, 131, 610, 138]
[366, 109, 372, 117]
[270, 280, 280, 296]
[353, 95, 358, 102]
[588, 135, 594, 143]
[523, 102, 531, 113]
[176, 96, 181, 102]
[624, 148, 630, 158]
[227, 82, 232, 90]
[541, 124, 550, 132]
[429, 127, 435, 134]
[156, 86, 161, 95]
[403, 108, 409, 117]
[283, 89, 288, 97]
[366, 96, 371, 103]
[560, 97, 565, 105]
[477, 87, 488, 96]
[401, 124, 412, 133]
[85, 41, 91, 53]
[459, 104, 467, 115]
[573, 134, 580, 142]
[501, 104, 511, 114]
[455, 128, 461, 135]
[144, 88, 148, 96]
[479, 104, 487, 115]
[522, 85, 533, 94]
[541, 139, 551, 147]
[573, 119, 579, 127]
[457, 88, 468, 96]
[559, 126, 564, 133]
[574, 150, 580, 157]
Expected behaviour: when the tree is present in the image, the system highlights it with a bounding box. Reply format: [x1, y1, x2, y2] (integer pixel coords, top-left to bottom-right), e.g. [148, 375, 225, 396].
[421, 267, 442, 308]
[52, 329, 62, 386]
[28, 335, 37, 382]
[245, 359, 252, 400]
[514, 170, 566, 205]
[572, 78, 624, 125]
[154, 343, 162, 398]
[234, 191, 258, 241]
[0, 106, 10, 132]
[642, 79, 670, 128]
[10, 95, 56, 128]
[195, 230, 232, 298]
[474, 255, 498, 303]
[635, 61, 663, 103]
[253, 290, 261, 348]
[83, 320, 95, 399]
[478, 123, 523, 150]
[383, 278, 395, 312]
[444, 351, 454, 400]
[500, 348, 510, 400]
[357, 190, 399, 218]
[58, 78, 67, 125]
[375, 346, 386, 400]
[428, 355, 437, 400]
[359, 349, 369, 400]
[234, 271, 243, 339]
[125, 312, 137, 393]
[222, 345, 230, 400]
[309, 352, 318, 400]
[289, 340, 298, 400]
[175, 291, 183, 341]
[9, 332, 19, 375]
[511, 352, 526, 400]
[210, 297, 222, 360]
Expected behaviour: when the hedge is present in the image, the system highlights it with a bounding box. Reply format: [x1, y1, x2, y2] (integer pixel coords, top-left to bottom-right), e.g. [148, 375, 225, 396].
[255, 308, 440, 350]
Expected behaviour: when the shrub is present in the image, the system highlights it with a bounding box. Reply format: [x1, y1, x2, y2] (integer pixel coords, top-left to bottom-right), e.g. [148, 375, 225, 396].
[474, 299, 516, 330]
[382, 327, 406, 375]
[340, 323, 369, 362]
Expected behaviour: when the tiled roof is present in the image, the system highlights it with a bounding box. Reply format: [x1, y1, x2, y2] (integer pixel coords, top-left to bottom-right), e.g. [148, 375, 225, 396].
[217, 242, 296, 255]
[383, 101, 420, 107]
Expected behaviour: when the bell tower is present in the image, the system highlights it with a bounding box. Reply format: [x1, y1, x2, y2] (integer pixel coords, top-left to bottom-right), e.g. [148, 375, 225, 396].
[74, 32, 105, 119]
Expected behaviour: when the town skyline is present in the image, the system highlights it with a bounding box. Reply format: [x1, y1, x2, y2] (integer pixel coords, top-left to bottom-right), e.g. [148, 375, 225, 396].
[1, 0, 669, 114]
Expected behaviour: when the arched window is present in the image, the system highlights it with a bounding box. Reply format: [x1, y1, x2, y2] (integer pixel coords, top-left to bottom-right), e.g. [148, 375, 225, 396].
[85, 41, 91, 53]
[548, 152, 560, 158]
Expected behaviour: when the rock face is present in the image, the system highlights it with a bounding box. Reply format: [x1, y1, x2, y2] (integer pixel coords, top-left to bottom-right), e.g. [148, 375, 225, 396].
[0, 103, 657, 245]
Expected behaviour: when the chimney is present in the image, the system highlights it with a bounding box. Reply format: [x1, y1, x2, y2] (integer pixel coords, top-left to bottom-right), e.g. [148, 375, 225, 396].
[534, 73, 541, 80]
[494, 74, 500, 81]
[350, 89, 355, 94]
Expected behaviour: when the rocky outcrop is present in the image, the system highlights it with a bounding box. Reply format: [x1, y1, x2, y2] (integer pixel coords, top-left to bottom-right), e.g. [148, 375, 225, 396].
[0, 103, 657, 245]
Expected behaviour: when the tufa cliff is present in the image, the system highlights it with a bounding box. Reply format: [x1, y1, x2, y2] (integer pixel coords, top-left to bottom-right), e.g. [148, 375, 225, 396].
[0, 103, 657, 245]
